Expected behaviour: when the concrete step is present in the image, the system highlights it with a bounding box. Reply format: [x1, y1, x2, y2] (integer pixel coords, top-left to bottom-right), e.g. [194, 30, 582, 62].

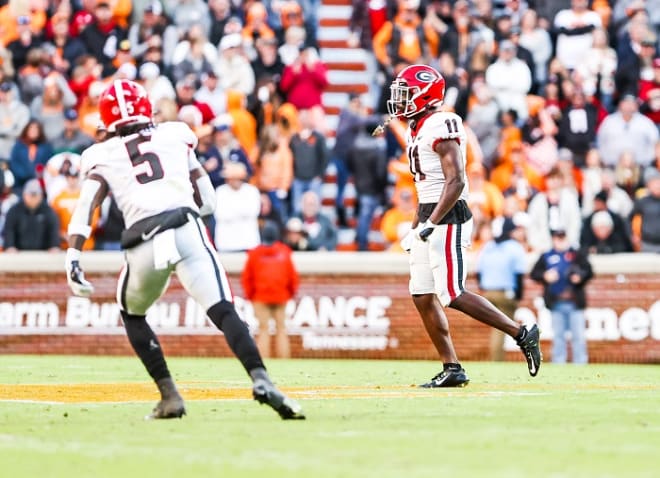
[322, 0, 353, 6]
[319, 39, 352, 49]
[320, 47, 368, 63]
[326, 83, 369, 94]
[328, 69, 370, 85]
[325, 61, 367, 71]
[318, 4, 353, 20]
[322, 91, 351, 108]
[319, 17, 350, 27]
[317, 26, 352, 41]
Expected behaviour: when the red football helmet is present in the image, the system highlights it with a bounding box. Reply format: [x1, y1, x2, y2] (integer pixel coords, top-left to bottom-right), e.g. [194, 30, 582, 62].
[99, 79, 152, 132]
[387, 64, 446, 119]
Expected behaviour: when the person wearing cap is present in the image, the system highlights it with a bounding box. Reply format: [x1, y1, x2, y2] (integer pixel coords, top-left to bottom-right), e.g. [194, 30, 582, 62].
[485, 38, 532, 120]
[195, 68, 227, 116]
[476, 216, 528, 361]
[241, 220, 299, 358]
[212, 162, 262, 252]
[204, 121, 252, 188]
[596, 92, 659, 168]
[2, 178, 60, 252]
[51, 159, 100, 250]
[138, 62, 176, 105]
[630, 167, 660, 252]
[531, 228, 593, 364]
[580, 201, 633, 254]
[50, 107, 94, 156]
[527, 166, 582, 253]
[216, 32, 256, 97]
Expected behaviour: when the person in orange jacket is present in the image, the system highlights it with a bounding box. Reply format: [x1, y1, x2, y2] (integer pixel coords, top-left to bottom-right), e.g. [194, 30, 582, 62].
[241, 220, 299, 358]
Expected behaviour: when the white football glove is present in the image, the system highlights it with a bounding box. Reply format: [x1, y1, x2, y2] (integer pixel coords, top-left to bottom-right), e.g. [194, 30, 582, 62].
[416, 221, 439, 242]
[65, 248, 94, 297]
[400, 228, 415, 253]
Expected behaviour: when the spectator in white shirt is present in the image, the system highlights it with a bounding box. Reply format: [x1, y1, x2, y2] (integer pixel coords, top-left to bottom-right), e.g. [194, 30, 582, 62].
[213, 162, 261, 252]
[597, 94, 659, 167]
[485, 40, 532, 120]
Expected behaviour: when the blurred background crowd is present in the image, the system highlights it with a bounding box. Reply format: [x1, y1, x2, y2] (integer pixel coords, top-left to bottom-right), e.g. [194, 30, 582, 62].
[0, 0, 659, 256]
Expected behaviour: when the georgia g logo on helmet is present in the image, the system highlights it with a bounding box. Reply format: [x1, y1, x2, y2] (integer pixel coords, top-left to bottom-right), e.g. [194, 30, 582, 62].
[415, 69, 439, 83]
[387, 64, 446, 119]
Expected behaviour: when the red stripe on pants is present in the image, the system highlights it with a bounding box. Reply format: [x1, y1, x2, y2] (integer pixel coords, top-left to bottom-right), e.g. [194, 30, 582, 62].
[445, 224, 456, 300]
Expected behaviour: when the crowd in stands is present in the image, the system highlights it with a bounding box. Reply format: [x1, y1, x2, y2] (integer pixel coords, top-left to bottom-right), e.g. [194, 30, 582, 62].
[0, 0, 659, 256]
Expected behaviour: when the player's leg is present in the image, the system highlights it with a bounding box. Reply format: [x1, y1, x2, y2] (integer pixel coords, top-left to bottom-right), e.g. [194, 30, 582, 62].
[253, 301, 272, 358]
[568, 307, 588, 364]
[273, 304, 290, 358]
[435, 221, 541, 376]
[118, 243, 185, 419]
[412, 293, 459, 364]
[410, 231, 468, 387]
[551, 303, 569, 364]
[175, 217, 304, 419]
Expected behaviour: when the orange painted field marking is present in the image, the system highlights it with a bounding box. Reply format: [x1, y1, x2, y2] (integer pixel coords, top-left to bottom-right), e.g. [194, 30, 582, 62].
[0, 382, 656, 404]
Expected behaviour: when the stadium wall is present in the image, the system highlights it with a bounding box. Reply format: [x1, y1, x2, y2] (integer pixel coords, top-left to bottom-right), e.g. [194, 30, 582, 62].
[1, 252, 659, 363]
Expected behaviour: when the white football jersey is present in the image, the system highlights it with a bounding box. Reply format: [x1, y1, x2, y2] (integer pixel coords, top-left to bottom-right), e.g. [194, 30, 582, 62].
[80, 122, 201, 228]
[406, 111, 469, 204]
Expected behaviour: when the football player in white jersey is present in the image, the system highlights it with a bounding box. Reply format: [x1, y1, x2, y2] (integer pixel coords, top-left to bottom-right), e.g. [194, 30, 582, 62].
[387, 65, 542, 386]
[65, 79, 304, 420]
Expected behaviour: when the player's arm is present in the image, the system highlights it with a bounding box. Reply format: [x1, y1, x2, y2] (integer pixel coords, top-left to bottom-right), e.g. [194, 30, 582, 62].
[418, 139, 465, 241]
[190, 167, 216, 216]
[429, 139, 464, 223]
[65, 173, 109, 296]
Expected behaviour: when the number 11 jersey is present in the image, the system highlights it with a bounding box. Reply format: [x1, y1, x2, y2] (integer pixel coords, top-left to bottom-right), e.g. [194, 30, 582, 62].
[405, 111, 469, 204]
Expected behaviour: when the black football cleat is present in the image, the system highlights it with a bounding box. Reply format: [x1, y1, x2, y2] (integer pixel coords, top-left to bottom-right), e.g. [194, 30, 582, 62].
[147, 396, 186, 419]
[147, 377, 186, 419]
[253, 379, 305, 420]
[517, 324, 542, 377]
[420, 368, 470, 388]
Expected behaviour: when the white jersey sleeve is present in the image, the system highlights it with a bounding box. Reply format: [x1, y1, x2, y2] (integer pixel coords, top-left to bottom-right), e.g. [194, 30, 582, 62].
[406, 111, 469, 204]
[80, 121, 201, 228]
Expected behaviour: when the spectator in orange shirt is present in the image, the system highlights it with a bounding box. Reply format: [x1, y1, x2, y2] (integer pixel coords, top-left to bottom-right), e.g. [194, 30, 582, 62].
[242, 220, 299, 358]
[372, 0, 439, 76]
[380, 186, 416, 253]
[50, 161, 99, 250]
[225, 89, 258, 161]
[467, 162, 504, 224]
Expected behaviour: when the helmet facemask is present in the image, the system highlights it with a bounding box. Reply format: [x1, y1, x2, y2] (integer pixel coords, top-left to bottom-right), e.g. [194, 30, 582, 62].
[387, 80, 419, 118]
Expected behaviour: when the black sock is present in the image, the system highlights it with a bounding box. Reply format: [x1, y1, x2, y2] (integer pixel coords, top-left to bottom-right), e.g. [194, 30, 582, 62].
[443, 362, 462, 371]
[121, 311, 171, 382]
[515, 326, 527, 343]
[207, 300, 265, 374]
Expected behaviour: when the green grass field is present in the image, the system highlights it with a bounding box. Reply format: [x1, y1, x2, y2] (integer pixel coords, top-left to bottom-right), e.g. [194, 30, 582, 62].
[0, 356, 658, 478]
